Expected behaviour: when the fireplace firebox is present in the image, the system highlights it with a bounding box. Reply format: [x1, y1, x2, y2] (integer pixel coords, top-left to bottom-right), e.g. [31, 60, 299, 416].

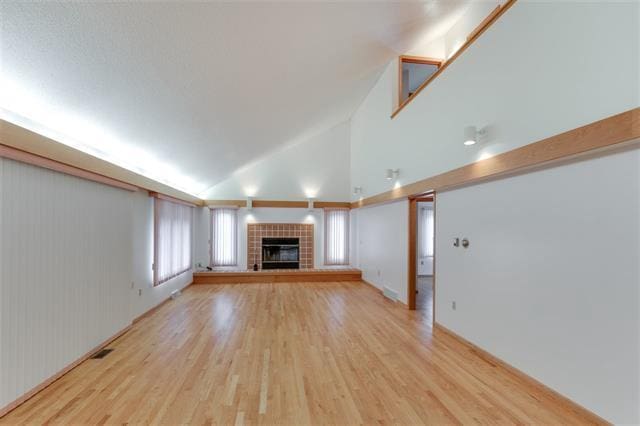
[261, 238, 300, 270]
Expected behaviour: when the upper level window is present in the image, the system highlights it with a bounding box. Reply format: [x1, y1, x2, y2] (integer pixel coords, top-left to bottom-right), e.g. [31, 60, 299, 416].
[398, 56, 442, 104]
[211, 208, 238, 267]
[154, 198, 193, 285]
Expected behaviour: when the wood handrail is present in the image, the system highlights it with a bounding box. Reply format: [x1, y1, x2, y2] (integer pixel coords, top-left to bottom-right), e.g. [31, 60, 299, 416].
[391, 0, 517, 119]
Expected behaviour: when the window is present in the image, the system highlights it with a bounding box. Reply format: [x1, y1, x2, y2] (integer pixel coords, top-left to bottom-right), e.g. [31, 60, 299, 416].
[211, 208, 238, 266]
[154, 197, 193, 285]
[419, 205, 434, 258]
[324, 208, 349, 265]
[398, 56, 442, 105]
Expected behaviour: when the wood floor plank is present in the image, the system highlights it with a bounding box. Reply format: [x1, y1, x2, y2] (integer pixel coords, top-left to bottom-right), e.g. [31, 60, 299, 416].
[0, 281, 604, 425]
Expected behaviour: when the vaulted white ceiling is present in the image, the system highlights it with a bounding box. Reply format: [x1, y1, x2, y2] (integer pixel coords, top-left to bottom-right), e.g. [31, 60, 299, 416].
[1, 1, 470, 197]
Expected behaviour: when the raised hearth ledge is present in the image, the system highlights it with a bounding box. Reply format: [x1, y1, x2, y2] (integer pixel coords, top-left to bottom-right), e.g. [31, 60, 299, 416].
[193, 268, 361, 284]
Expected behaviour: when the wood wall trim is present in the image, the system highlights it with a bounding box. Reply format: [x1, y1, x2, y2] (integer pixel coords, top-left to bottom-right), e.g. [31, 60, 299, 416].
[315, 201, 351, 209]
[408, 195, 434, 311]
[0, 119, 202, 205]
[252, 200, 307, 208]
[0, 324, 132, 418]
[205, 199, 352, 209]
[433, 323, 609, 424]
[360, 279, 383, 295]
[466, 4, 502, 42]
[407, 198, 418, 310]
[149, 191, 198, 208]
[352, 108, 640, 209]
[391, 0, 517, 119]
[0, 143, 139, 192]
[206, 200, 247, 208]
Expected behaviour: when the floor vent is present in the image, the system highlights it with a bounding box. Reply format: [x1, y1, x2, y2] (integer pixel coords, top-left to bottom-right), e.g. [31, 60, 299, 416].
[383, 286, 398, 301]
[91, 349, 113, 359]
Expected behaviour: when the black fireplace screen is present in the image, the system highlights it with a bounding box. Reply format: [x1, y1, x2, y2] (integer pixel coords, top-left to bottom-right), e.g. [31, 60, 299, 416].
[262, 238, 299, 269]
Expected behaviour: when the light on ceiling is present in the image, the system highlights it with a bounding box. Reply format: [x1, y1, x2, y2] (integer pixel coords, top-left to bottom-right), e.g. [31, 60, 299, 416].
[464, 125, 488, 146]
[386, 169, 400, 181]
[246, 197, 253, 210]
[307, 198, 315, 211]
[464, 126, 478, 146]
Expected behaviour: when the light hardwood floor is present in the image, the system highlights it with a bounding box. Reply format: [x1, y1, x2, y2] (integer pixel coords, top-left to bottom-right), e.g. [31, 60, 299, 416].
[1, 282, 602, 425]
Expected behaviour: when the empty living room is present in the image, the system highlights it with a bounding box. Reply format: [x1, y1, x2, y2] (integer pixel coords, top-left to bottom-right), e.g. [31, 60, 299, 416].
[0, 0, 638, 424]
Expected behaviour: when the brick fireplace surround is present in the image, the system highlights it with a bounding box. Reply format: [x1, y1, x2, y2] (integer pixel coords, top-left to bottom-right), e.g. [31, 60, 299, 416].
[247, 223, 314, 270]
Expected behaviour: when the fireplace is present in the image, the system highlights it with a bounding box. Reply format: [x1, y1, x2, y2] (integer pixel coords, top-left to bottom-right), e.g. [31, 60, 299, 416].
[262, 238, 299, 270]
[248, 223, 313, 270]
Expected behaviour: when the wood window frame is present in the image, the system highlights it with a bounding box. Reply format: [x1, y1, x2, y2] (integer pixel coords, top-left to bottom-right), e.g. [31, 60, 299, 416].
[397, 56, 443, 107]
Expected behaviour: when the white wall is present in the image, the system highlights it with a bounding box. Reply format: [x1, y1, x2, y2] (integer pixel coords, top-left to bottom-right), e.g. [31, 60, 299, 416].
[435, 146, 640, 424]
[0, 158, 132, 409]
[352, 200, 408, 303]
[201, 122, 351, 201]
[351, 1, 639, 201]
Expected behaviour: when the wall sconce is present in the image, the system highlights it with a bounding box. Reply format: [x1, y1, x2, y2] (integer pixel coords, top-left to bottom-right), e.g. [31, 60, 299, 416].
[246, 197, 253, 210]
[353, 186, 363, 195]
[307, 198, 315, 211]
[464, 125, 487, 146]
[385, 169, 400, 181]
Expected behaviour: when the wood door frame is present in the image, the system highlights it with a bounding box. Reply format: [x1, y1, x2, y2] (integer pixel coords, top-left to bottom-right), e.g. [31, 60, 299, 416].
[408, 194, 434, 311]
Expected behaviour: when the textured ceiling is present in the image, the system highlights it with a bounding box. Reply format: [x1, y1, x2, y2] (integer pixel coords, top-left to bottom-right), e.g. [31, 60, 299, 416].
[1, 1, 469, 196]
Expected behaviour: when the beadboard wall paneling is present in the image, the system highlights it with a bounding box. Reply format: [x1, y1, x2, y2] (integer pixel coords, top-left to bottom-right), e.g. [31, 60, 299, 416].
[0, 158, 132, 409]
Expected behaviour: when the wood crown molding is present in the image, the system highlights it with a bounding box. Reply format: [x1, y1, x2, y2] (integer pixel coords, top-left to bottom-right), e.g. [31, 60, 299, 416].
[352, 108, 640, 209]
[205, 199, 351, 209]
[391, 0, 517, 119]
[149, 191, 198, 208]
[0, 119, 202, 205]
[433, 323, 609, 425]
[0, 144, 138, 192]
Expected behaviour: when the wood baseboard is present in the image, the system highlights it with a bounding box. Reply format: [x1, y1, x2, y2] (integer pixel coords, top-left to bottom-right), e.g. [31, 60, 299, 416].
[0, 280, 194, 418]
[433, 322, 609, 425]
[132, 280, 193, 324]
[0, 324, 132, 418]
[360, 279, 383, 294]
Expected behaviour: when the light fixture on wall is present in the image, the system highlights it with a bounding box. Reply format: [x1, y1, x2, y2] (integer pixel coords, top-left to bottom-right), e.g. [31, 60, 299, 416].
[307, 198, 315, 211]
[463, 125, 487, 146]
[246, 197, 253, 210]
[353, 186, 362, 195]
[385, 169, 400, 181]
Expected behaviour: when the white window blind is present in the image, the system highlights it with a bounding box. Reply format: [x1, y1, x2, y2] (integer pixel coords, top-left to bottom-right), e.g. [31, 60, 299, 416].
[419, 206, 434, 258]
[324, 208, 349, 265]
[211, 208, 238, 266]
[154, 198, 193, 285]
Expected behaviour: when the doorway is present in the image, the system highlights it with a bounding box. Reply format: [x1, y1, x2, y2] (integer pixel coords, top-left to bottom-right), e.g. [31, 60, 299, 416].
[408, 194, 435, 321]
